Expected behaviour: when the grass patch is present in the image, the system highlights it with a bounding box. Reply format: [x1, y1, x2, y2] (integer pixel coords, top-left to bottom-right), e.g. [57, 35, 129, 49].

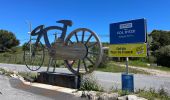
[111, 86, 170, 100]
[0, 51, 65, 68]
[136, 88, 170, 100]
[128, 60, 170, 72]
[129, 60, 148, 67]
[97, 62, 150, 74]
[112, 60, 170, 72]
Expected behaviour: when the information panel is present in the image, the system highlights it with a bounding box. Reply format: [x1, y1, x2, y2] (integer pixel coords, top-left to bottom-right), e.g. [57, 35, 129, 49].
[110, 19, 147, 44]
[109, 43, 147, 57]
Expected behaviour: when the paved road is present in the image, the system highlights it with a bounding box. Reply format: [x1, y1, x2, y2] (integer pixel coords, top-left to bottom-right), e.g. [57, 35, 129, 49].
[0, 75, 82, 100]
[95, 71, 170, 93]
[0, 63, 170, 95]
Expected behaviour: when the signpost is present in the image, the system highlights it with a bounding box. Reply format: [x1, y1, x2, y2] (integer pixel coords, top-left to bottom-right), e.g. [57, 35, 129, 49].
[109, 18, 147, 92]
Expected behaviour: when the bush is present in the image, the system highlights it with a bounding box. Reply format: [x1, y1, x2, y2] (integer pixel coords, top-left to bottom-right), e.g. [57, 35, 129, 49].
[148, 56, 157, 63]
[79, 74, 103, 91]
[149, 30, 170, 67]
[156, 45, 170, 67]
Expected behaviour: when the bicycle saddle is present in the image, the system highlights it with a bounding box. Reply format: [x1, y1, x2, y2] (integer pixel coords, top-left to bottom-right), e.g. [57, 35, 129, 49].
[57, 20, 72, 26]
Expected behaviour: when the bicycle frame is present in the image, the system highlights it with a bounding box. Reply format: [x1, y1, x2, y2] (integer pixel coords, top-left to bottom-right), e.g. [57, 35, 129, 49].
[31, 23, 69, 49]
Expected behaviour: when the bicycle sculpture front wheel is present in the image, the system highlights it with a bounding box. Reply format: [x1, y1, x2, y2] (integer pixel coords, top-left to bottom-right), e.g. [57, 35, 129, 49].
[23, 39, 45, 71]
[65, 28, 103, 75]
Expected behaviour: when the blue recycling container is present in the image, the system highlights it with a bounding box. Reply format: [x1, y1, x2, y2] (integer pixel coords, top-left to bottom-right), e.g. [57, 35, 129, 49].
[121, 73, 134, 92]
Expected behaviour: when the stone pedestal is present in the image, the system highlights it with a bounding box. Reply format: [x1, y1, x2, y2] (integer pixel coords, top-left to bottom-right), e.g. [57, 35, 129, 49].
[36, 72, 81, 89]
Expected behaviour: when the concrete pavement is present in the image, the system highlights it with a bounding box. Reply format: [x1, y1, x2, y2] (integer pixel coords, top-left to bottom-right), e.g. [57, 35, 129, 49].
[0, 63, 170, 95]
[0, 75, 84, 100]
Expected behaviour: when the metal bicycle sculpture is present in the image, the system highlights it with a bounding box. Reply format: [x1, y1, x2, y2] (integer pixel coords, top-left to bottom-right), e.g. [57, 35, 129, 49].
[24, 20, 103, 75]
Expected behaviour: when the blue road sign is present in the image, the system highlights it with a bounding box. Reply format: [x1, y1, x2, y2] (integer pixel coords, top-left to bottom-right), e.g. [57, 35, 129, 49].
[110, 18, 147, 44]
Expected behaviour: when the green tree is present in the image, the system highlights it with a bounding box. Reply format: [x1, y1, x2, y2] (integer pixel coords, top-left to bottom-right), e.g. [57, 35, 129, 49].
[156, 45, 170, 67]
[150, 30, 170, 67]
[150, 30, 170, 51]
[0, 30, 20, 52]
[22, 42, 29, 51]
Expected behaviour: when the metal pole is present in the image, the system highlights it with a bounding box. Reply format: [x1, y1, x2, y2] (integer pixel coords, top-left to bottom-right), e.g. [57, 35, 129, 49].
[53, 32, 57, 42]
[26, 21, 32, 58]
[29, 23, 32, 58]
[126, 57, 129, 74]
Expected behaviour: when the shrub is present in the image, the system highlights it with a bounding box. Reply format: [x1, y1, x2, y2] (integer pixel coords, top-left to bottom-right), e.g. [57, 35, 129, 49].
[148, 56, 157, 63]
[156, 45, 170, 67]
[79, 74, 103, 91]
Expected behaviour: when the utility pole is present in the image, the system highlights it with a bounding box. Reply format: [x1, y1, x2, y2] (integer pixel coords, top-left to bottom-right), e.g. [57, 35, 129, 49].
[26, 21, 32, 57]
[53, 32, 58, 42]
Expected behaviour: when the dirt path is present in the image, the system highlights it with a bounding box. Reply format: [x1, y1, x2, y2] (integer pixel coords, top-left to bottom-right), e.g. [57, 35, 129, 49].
[113, 63, 170, 77]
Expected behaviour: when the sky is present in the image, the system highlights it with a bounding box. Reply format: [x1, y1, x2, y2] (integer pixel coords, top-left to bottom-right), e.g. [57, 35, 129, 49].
[0, 0, 170, 45]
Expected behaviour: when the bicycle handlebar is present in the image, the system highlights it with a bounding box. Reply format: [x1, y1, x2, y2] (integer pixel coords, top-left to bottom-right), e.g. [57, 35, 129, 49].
[31, 25, 44, 36]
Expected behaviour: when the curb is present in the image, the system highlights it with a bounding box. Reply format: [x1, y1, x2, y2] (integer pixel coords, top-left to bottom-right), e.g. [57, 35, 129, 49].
[10, 74, 77, 95]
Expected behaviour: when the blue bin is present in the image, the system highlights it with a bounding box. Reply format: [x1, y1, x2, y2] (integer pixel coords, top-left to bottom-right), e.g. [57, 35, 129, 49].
[121, 73, 134, 92]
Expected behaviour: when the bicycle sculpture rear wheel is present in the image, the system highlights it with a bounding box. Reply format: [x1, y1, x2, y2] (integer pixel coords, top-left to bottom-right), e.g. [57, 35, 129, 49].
[65, 28, 103, 75]
[23, 39, 45, 71]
